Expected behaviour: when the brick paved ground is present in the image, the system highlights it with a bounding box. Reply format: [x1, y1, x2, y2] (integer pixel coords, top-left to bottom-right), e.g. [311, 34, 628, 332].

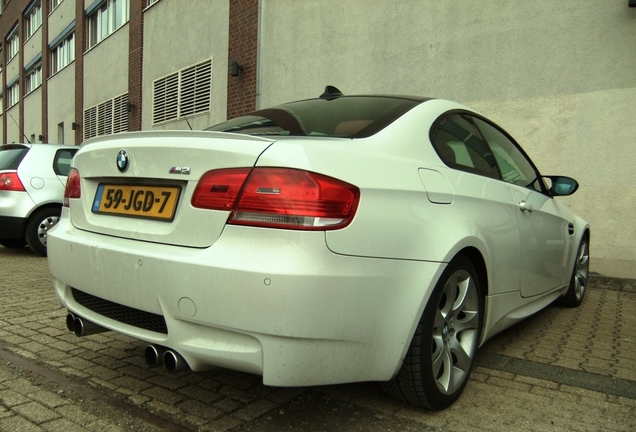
[0, 246, 634, 431]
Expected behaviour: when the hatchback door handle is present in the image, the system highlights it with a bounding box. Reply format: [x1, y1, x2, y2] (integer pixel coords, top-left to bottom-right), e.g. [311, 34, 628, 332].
[519, 201, 534, 212]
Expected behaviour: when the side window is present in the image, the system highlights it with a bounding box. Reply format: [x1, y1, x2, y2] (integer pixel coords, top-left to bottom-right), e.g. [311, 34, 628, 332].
[472, 118, 539, 190]
[431, 114, 499, 179]
[53, 149, 78, 176]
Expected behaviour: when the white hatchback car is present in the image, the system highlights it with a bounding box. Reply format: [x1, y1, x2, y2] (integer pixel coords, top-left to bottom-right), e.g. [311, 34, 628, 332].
[0, 143, 78, 256]
[48, 88, 589, 410]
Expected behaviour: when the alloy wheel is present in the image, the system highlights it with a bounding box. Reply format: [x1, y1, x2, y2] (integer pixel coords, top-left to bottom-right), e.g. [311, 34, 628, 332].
[431, 269, 480, 395]
[573, 240, 590, 302]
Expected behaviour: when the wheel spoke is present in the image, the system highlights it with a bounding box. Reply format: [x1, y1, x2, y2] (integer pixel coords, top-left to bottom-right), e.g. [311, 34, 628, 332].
[450, 274, 471, 312]
[453, 310, 479, 333]
[449, 337, 473, 372]
[432, 340, 452, 391]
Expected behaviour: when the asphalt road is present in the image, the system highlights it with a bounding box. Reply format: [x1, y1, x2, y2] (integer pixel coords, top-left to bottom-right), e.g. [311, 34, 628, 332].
[0, 246, 634, 431]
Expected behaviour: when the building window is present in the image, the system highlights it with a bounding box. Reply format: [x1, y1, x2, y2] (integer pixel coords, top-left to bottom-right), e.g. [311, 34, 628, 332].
[25, 1, 42, 40]
[7, 83, 19, 108]
[7, 31, 19, 61]
[84, 93, 128, 140]
[57, 122, 64, 144]
[25, 65, 42, 95]
[87, 0, 130, 49]
[0, 95, 3, 115]
[51, 33, 74, 75]
[51, 0, 63, 11]
[153, 59, 212, 124]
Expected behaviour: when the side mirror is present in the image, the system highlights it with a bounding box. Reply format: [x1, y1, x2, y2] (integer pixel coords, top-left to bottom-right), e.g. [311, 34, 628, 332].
[542, 176, 579, 196]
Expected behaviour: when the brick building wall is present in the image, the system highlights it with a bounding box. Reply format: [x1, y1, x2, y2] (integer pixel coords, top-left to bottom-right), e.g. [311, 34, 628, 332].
[74, 0, 85, 145]
[227, 0, 259, 119]
[1, 1, 22, 144]
[128, 0, 146, 132]
[40, 0, 49, 142]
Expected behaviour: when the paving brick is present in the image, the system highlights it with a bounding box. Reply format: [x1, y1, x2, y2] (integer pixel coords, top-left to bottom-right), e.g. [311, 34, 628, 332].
[40, 418, 83, 432]
[12, 401, 61, 424]
[0, 415, 44, 431]
[231, 399, 277, 421]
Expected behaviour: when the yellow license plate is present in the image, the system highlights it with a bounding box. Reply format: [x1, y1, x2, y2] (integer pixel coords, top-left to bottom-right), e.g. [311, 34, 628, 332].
[92, 184, 181, 221]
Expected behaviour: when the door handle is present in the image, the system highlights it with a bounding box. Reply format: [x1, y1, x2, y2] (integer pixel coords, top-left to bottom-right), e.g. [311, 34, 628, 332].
[519, 201, 534, 213]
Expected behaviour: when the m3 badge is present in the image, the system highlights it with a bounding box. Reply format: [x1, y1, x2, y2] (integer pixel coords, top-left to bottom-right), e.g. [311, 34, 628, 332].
[169, 167, 191, 175]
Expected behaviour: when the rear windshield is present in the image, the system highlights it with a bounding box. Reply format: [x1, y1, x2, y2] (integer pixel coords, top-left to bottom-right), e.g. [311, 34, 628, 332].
[206, 96, 423, 138]
[53, 148, 78, 176]
[0, 145, 29, 170]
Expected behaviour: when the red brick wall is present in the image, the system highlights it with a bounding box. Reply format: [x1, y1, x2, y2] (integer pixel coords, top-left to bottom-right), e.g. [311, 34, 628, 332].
[128, 0, 146, 131]
[40, 0, 49, 142]
[227, 0, 259, 119]
[74, 0, 85, 145]
[0, 1, 22, 143]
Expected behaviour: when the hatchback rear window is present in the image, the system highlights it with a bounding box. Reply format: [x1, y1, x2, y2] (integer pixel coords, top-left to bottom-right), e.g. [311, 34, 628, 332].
[206, 96, 425, 138]
[53, 148, 78, 176]
[0, 145, 29, 170]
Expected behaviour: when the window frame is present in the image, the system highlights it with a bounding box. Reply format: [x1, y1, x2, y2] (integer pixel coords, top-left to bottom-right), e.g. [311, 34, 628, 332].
[86, 0, 130, 49]
[24, 1, 42, 40]
[50, 32, 75, 75]
[7, 29, 19, 61]
[7, 82, 20, 108]
[51, 0, 63, 11]
[24, 64, 42, 95]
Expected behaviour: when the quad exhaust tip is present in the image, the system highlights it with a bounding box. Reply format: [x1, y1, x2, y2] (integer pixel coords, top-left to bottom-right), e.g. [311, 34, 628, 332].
[65, 315, 191, 373]
[145, 345, 190, 373]
[66, 313, 110, 337]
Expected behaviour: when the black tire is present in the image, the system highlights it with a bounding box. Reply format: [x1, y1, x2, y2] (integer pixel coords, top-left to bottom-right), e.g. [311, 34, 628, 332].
[25, 207, 62, 257]
[556, 236, 590, 308]
[382, 255, 483, 410]
[0, 238, 27, 248]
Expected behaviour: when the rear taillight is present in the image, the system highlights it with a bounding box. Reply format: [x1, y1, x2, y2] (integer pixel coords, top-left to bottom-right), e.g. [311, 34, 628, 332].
[191, 168, 252, 210]
[192, 168, 360, 230]
[0, 172, 26, 191]
[64, 168, 81, 206]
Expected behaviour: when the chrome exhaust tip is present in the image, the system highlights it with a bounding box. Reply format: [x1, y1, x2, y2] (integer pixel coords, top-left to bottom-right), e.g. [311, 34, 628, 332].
[73, 316, 109, 337]
[65, 313, 76, 332]
[163, 350, 189, 373]
[144, 345, 167, 367]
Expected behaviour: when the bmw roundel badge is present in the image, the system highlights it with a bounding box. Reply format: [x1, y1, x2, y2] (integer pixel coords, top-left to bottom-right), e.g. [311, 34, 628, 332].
[116, 150, 129, 172]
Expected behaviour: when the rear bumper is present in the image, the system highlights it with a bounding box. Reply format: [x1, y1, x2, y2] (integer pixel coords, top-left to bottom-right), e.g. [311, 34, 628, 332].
[0, 215, 27, 238]
[48, 213, 444, 386]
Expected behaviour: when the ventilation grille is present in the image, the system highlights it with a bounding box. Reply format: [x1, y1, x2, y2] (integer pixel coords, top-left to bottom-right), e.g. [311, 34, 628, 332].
[84, 106, 97, 140]
[84, 93, 129, 140]
[72, 288, 168, 334]
[153, 73, 179, 123]
[153, 59, 212, 124]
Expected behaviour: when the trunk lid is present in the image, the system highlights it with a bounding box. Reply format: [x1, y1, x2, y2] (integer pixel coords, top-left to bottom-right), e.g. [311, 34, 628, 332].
[69, 131, 274, 247]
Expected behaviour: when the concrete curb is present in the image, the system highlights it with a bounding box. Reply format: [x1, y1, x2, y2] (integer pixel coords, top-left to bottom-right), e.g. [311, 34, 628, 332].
[589, 274, 636, 293]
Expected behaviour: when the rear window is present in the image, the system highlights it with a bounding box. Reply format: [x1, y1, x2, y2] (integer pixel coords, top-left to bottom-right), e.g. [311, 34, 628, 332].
[53, 148, 78, 176]
[206, 96, 424, 138]
[0, 145, 29, 170]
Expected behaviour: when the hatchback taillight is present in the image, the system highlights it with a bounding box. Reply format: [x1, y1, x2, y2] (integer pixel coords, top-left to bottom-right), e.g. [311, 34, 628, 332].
[192, 168, 360, 230]
[64, 168, 81, 206]
[0, 172, 26, 191]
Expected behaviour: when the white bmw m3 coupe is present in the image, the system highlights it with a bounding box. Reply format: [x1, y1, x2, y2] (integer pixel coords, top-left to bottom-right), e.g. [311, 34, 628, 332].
[48, 86, 589, 410]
